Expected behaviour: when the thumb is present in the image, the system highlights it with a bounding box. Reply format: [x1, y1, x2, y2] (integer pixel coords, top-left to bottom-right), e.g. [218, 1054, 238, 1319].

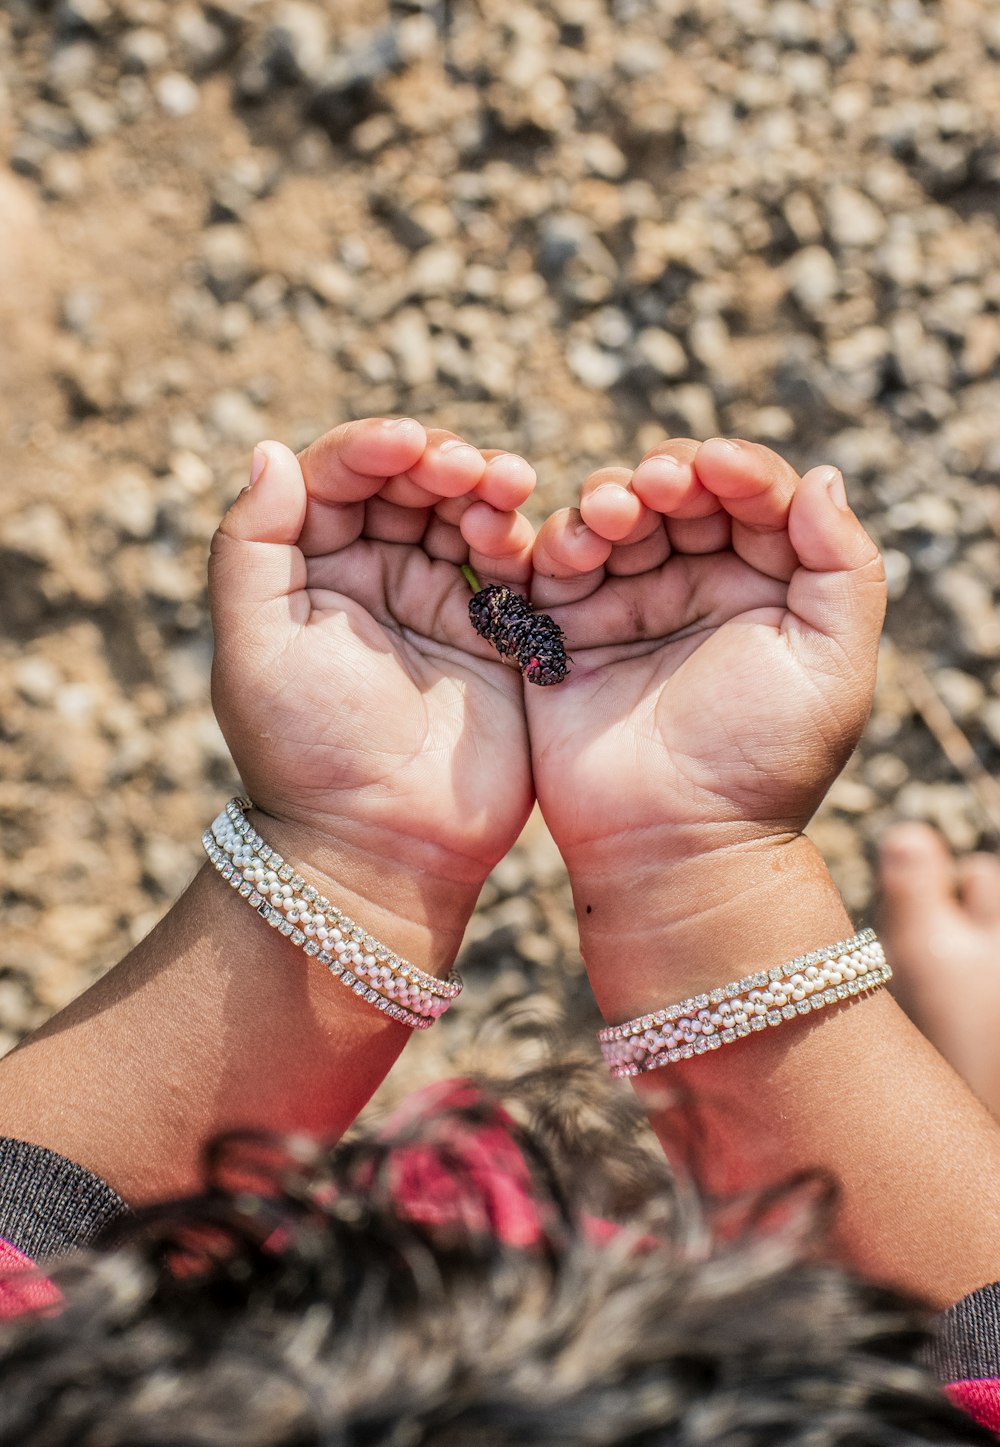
[209, 441, 309, 633]
[785, 465, 886, 650]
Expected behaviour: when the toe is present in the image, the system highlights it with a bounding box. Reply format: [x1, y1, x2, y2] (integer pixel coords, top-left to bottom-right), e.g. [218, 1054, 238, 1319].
[957, 853, 1000, 924]
[878, 822, 957, 916]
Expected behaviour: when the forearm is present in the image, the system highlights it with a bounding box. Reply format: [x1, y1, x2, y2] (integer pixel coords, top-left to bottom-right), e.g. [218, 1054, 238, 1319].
[0, 812, 478, 1206]
[571, 834, 1000, 1308]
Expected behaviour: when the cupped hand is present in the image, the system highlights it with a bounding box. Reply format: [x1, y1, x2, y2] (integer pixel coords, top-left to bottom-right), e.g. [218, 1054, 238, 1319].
[208, 418, 537, 908]
[525, 437, 887, 873]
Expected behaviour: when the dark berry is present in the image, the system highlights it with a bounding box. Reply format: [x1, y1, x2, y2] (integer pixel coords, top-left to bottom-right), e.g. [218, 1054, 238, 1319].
[468, 584, 570, 686]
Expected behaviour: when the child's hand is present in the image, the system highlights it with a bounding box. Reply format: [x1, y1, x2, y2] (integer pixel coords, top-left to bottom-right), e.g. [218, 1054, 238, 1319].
[208, 418, 537, 963]
[524, 438, 885, 952]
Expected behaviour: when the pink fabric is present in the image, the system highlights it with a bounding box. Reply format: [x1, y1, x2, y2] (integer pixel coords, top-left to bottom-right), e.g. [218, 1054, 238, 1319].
[378, 1078, 621, 1248]
[0, 1237, 61, 1319]
[946, 1379, 1000, 1436]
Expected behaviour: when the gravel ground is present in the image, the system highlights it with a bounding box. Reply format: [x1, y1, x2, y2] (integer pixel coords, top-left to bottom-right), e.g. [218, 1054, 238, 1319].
[3, 0, 1000, 1090]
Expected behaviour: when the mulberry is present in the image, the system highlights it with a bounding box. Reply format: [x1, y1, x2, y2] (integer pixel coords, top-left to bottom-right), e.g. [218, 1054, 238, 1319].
[467, 583, 570, 687]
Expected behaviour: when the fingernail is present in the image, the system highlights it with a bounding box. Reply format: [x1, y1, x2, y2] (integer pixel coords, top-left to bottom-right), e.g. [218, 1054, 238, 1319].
[574, 519, 592, 537]
[385, 416, 419, 431]
[249, 445, 268, 487]
[439, 439, 479, 457]
[822, 467, 848, 509]
[706, 437, 740, 454]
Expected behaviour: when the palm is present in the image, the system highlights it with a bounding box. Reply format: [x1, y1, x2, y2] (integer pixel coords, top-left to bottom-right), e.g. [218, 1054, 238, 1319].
[528, 554, 853, 852]
[229, 539, 531, 870]
[210, 421, 538, 884]
[524, 439, 884, 863]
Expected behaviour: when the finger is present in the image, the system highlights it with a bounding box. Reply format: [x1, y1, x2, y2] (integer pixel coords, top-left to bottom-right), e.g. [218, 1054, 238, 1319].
[693, 437, 800, 580]
[579, 467, 646, 542]
[462, 503, 536, 587]
[605, 521, 671, 576]
[474, 451, 537, 511]
[405, 429, 487, 499]
[423, 514, 468, 564]
[957, 854, 1000, 924]
[296, 417, 427, 556]
[631, 440, 717, 520]
[530, 508, 611, 608]
[785, 465, 886, 646]
[665, 512, 731, 556]
[378, 475, 441, 508]
[209, 442, 309, 632]
[360, 495, 430, 545]
[298, 417, 427, 504]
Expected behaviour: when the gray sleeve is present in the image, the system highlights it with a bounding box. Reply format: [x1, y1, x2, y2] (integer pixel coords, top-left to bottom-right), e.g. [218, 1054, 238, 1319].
[924, 1281, 1000, 1384]
[0, 1137, 131, 1260]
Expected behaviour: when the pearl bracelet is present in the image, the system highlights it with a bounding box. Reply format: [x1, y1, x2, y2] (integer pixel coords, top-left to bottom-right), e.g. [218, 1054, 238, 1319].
[599, 929, 890, 1078]
[202, 797, 462, 1031]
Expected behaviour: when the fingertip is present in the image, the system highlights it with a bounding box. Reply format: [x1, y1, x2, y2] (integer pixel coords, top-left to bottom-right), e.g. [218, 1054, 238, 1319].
[533, 510, 613, 580]
[788, 466, 883, 575]
[460, 500, 535, 559]
[579, 482, 644, 542]
[477, 453, 537, 511]
[222, 440, 307, 546]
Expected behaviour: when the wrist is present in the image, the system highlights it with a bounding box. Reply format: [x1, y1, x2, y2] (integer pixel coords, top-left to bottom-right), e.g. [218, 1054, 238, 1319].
[568, 832, 854, 1023]
[245, 806, 482, 979]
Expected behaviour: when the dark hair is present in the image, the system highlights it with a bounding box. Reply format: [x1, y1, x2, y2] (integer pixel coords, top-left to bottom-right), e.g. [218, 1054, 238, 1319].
[0, 1065, 989, 1445]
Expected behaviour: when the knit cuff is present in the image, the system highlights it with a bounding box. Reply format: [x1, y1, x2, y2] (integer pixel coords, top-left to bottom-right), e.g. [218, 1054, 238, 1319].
[925, 1281, 1000, 1384]
[0, 1137, 130, 1260]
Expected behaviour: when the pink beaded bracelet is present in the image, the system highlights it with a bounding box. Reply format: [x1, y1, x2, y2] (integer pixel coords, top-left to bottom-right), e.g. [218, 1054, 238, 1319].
[203, 798, 462, 1031]
[599, 929, 890, 1077]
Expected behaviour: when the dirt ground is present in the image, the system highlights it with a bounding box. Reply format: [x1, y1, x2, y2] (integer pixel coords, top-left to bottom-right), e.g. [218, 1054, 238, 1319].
[3, 0, 1000, 1089]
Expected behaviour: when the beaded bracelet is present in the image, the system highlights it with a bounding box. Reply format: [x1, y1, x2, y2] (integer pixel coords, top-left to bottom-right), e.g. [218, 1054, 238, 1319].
[202, 797, 463, 1031]
[599, 929, 890, 1078]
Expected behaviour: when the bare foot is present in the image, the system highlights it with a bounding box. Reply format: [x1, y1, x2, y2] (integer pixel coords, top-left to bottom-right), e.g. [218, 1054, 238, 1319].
[878, 822, 1000, 1118]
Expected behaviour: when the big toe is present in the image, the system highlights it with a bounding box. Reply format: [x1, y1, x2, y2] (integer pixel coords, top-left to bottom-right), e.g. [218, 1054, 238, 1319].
[878, 822, 956, 918]
[958, 853, 1000, 924]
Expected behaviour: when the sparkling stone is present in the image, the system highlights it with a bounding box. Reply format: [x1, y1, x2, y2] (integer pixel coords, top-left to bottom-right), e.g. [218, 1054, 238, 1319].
[796, 1000, 811, 1014]
[304, 941, 320, 956]
[329, 960, 343, 975]
[680, 1045, 694, 1059]
[781, 1004, 797, 1020]
[766, 1010, 782, 1026]
[279, 921, 294, 936]
[721, 1028, 736, 1044]
[751, 1016, 767, 1031]
[259, 845, 272, 861]
[342, 971, 355, 987]
[735, 1022, 751, 1037]
[222, 861, 234, 879]
[257, 901, 270, 918]
[278, 864, 294, 882]
[694, 1038, 709, 1054]
[290, 929, 305, 946]
[709, 1035, 722, 1048]
[229, 871, 243, 887]
[810, 996, 825, 1010]
[270, 854, 284, 871]
[239, 881, 252, 897]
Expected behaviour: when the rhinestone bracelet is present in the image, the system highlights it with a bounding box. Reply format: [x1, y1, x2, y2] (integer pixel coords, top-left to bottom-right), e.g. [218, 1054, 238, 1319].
[599, 929, 890, 1078]
[202, 798, 463, 1030]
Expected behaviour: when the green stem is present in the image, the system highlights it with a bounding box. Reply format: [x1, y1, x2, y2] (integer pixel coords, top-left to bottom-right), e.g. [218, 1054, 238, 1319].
[461, 564, 483, 594]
